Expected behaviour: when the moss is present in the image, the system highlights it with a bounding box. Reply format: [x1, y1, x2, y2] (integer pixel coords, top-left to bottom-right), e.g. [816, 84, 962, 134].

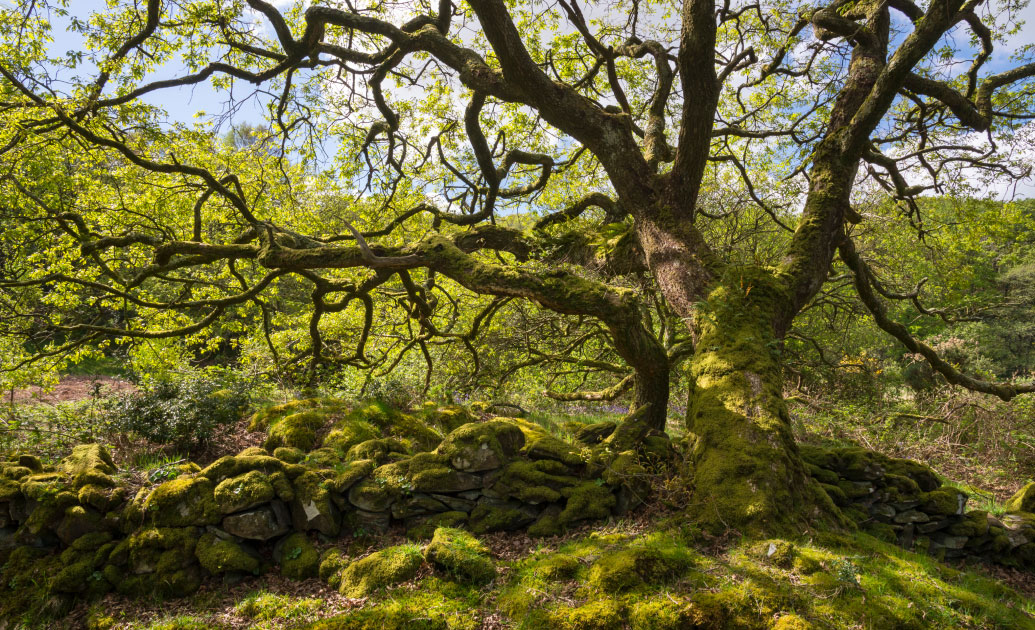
[199, 454, 286, 484]
[533, 552, 581, 581]
[195, 532, 260, 575]
[492, 459, 578, 504]
[236, 590, 324, 623]
[319, 548, 349, 585]
[436, 419, 524, 472]
[469, 502, 536, 534]
[328, 459, 375, 494]
[213, 470, 275, 514]
[337, 401, 443, 454]
[574, 422, 617, 445]
[407, 511, 469, 540]
[60, 443, 117, 489]
[628, 597, 705, 630]
[772, 614, 813, 630]
[425, 527, 496, 584]
[420, 404, 477, 434]
[323, 419, 380, 454]
[338, 544, 424, 598]
[274, 447, 306, 463]
[684, 268, 831, 535]
[280, 532, 320, 579]
[548, 599, 624, 630]
[249, 398, 343, 431]
[587, 535, 696, 593]
[921, 487, 967, 516]
[78, 483, 127, 513]
[1005, 482, 1035, 514]
[949, 510, 990, 537]
[749, 540, 797, 568]
[347, 439, 410, 464]
[559, 481, 616, 525]
[265, 410, 331, 451]
[291, 469, 341, 536]
[143, 476, 219, 527]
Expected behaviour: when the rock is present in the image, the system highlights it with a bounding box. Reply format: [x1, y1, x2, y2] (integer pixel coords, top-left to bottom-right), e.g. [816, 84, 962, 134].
[948, 511, 990, 537]
[326, 459, 374, 494]
[338, 544, 424, 597]
[222, 505, 290, 540]
[59, 444, 117, 488]
[348, 479, 397, 512]
[491, 459, 578, 504]
[436, 420, 525, 472]
[921, 487, 968, 516]
[574, 422, 617, 446]
[424, 527, 496, 584]
[276, 532, 319, 579]
[290, 471, 341, 536]
[347, 439, 409, 464]
[347, 509, 391, 535]
[55, 505, 106, 545]
[213, 470, 275, 514]
[932, 533, 968, 550]
[391, 494, 448, 520]
[1006, 482, 1035, 514]
[894, 510, 930, 524]
[431, 493, 477, 513]
[143, 477, 219, 527]
[199, 454, 286, 484]
[264, 410, 330, 451]
[917, 519, 951, 534]
[195, 532, 260, 575]
[469, 500, 539, 534]
[559, 481, 617, 525]
[870, 504, 896, 521]
[406, 511, 469, 540]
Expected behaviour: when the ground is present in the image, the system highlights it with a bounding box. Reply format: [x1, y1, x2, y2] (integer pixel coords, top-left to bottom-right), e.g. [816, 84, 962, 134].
[4, 379, 1035, 629]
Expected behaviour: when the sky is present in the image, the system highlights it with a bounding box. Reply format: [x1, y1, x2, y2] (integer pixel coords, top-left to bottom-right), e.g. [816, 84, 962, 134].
[18, 0, 1035, 199]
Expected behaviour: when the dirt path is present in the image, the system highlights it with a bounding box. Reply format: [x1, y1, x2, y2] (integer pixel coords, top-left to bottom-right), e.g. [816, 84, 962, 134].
[6, 374, 136, 405]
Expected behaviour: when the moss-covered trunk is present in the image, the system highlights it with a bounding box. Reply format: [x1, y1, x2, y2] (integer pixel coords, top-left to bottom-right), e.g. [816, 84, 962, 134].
[683, 268, 828, 534]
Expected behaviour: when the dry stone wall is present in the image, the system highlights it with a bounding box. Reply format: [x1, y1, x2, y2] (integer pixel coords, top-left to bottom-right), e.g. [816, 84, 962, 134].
[0, 404, 657, 618]
[801, 445, 1035, 567]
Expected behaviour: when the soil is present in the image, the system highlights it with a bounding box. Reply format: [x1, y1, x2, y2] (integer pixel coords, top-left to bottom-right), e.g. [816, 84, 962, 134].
[5, 374, 136, 405]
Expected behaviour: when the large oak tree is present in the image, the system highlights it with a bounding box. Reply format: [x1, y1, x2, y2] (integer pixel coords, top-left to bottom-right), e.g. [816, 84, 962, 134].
[1, 0, 1034, 533]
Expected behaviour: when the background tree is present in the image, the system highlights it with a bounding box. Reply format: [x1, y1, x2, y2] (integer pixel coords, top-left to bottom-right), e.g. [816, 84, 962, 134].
[0, 0, 1033, 533]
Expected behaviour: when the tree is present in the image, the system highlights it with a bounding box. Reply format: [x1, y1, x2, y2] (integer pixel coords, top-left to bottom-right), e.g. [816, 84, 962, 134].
[0, 0, 1033, 533]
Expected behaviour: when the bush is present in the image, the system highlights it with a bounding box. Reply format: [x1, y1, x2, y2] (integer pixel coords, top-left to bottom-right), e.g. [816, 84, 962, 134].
[105, 369, 255, 450]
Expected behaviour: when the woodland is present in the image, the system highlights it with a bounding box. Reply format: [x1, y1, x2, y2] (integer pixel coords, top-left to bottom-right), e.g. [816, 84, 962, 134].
[0, 0, 1034, 628]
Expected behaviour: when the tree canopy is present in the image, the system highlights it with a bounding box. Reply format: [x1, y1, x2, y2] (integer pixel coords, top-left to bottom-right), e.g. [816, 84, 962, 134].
[1, 0, 1034, 532]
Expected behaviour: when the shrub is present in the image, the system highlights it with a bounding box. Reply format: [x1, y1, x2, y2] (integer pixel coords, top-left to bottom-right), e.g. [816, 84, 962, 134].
[105, 369, 255, 451]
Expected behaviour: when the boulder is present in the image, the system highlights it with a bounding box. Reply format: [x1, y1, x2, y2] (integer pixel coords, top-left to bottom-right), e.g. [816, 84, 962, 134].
[1006, 482, 1035, 514]
[213, 470, 275, 514]
[291, 471, 341, 536]
[222, 504, 290, 540]
[338, 544, 424, 597]
[142, 476, 219, 527]
[436, 420, 524, 472]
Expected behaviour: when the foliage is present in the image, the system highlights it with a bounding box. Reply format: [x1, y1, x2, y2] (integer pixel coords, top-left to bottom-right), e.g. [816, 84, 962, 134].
[103, 369, 257, 451]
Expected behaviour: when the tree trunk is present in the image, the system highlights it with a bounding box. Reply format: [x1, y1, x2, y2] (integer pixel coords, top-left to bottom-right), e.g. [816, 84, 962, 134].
[682, 268, 833, 534]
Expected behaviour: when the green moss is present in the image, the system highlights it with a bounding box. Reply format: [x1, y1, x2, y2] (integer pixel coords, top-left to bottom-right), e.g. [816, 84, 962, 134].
[338, 544, 424, 598]
[548, 599, 624, 630]
[291, 469, 341, 536]
[587, 534, 696, 593]
[249, 398, 343, 431]
[280, 532, 320, 579]
[1005, 482, 1035, 514]
[949, 510, 990, 537]
[420, 404, 477, 434]
[921, 487, 967, 516]
[199, 454, 286, 484]
[559, 481, 616, 525]
[236, 590, 324, 623]
[425, 527, 496, 585]
[436, 419, 524, 472]
[628, 597, 704, 630]
[492, 459, 578, 504]
[265, 410, 331, 451]
[60, 444, 117, 489]
[143, 476, 219, 527]
[319, 548, 349, 586]
[772, 614, 813, 630]
[195, 532, 260, 575]
[273, 446, 306, 463]
[469, 502, 535, 534]
[404, 511, 468, 541]
[213, 470, 275, 514]
[323, 419, 380, 455]
[327, 459, 374, 494]
[347, 439, 409, 464]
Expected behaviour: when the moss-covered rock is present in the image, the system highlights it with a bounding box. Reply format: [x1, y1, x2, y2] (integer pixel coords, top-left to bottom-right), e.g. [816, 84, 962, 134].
[469, 501, 538, 534]
[406, 511, 469, 540]
[213, 470, 275, 514]
[60, 444, 117, 489]
[222, 503, 291, 540]
[420, 404, 477, 434]
[199, 454, 288, 484]
[921, 487, 967, 516]
[575, 422, 617, 446]
[338, 544, 424, 597]
[436, 419, 525, 472]
[347, 439, 409, 465]
[143, 476, 219, 527]
[319, 548, 349, 586]
[1006, 482, 1035, 514]
[424, 527, 496, 584]
[628, 597, 705, 630]
[559, 481, 616, 525]
[278, 532, 319, 579]
[492, 459, 579, 504]
[327, 459, 375, 494]
[323, 419, 380, 455]
[106, 527, 203, 598]
[195, 532, 260, 575]
[291, 470, 341, 536]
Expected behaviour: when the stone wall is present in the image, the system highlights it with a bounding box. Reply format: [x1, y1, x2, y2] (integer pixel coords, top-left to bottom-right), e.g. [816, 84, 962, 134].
[801, 445, 1035, 567]
[0, 403, 659, 618]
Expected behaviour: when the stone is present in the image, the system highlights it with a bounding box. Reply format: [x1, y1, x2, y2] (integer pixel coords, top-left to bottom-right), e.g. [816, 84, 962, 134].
[431, 493, 477, 513]
[574, 422, 617, 446]
[1006, 482, 1035, 514]
[932, 533, 968, 550]
[870, 504, 896, 521]
[469, 499, 539, 534]
[338, 544, 424, 598]
[347, 509, 391, 535]
[142, 477, 219, 527]
[917, 519, 951, 534]
[894, 510, 930, 524]
[222, 505, 290, 540]
[391, 494, 448, 520]
[291, 471, 341, 536]
[195, 532, 260, 575]
[921, 487, 968, 516]
[436, 420, 525, 472]
[424, 527, 496, 584]
[275, 532, 319, 579]
[213, 470, 275, 514]
[348, 479, 397, 512]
